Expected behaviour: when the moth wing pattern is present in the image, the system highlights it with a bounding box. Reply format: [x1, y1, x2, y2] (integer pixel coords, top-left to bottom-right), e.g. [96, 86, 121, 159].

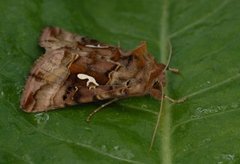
[21, 27, 166, 112]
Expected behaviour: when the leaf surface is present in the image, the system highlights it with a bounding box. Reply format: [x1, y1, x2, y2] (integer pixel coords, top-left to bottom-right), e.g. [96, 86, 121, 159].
[0, 0, 240, 163]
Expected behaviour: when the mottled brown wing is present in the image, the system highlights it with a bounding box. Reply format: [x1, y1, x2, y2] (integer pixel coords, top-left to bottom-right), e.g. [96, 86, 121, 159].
[20, 48, 77, 112]
[39, 27, 107, 50]
[21, 27, 123, 112]
[21, 27, 163, 112]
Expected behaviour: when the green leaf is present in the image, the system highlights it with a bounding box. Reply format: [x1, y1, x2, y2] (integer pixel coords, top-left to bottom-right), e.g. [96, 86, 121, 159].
[1, 0, 240, 163]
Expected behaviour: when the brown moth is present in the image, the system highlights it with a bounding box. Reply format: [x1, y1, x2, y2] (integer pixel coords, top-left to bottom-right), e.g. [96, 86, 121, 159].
[21, 27, 168, 113]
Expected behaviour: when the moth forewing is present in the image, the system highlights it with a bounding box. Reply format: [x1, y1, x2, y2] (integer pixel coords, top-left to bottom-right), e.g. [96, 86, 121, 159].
[21, 27, 167, 112]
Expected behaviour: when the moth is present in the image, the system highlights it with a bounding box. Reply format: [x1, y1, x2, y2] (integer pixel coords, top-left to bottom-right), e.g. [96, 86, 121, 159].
[21, 27, 182, 119]
[21, 27, 184, 150]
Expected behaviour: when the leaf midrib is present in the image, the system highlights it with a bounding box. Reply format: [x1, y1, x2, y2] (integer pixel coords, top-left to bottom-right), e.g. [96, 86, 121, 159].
[159, 0, 172, 164]
[159, 0, 235, 163]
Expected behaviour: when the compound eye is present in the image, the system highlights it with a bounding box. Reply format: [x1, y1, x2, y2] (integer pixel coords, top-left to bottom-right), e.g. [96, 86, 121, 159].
[152, 81, 161, 89]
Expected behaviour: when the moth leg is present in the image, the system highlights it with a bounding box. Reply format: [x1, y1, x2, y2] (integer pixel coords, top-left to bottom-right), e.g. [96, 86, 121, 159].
[164, 95, 186, 103]
[167, 67, 179, 74]
[86, 98, 119, 122]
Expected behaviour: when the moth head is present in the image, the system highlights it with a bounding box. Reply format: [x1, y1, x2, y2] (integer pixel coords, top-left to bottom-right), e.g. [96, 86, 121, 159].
[149, 63, 166, 100]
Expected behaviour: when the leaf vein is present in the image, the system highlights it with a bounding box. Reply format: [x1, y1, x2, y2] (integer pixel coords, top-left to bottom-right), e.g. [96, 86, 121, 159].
[171, 108, 240, 134]
[9, 103, 143, 164]
[170, 0, 230, 38]
[180, 73, 240, 101]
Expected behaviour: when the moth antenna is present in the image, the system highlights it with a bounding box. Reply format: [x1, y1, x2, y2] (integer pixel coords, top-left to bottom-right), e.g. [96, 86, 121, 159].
[164, 40, 180, 74]
[149, 40, 172, 151]
[163, 39, 173, 72]
[117, 41, 121, 48]
[149, 82, 164, 151]
[86, 98, 119, 122]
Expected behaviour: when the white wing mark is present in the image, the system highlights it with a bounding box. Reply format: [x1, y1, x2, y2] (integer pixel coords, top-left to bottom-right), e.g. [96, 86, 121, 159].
[77, 73, 99, 87]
